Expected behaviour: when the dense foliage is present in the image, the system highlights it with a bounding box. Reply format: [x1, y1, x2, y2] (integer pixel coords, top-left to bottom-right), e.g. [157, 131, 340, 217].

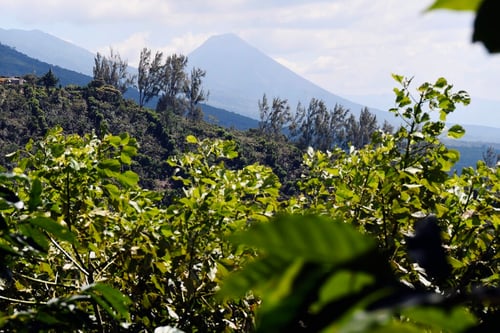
[1, 75, 499, 332]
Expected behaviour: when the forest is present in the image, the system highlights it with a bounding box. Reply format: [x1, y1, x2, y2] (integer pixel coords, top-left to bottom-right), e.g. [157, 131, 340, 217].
[1, 1, 500, 332]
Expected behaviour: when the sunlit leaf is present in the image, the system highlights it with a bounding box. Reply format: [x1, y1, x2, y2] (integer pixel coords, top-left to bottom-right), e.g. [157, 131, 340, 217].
[186, 135, 198, 144]
[117, 171, 139, 187]
[447, 124, 465, 138]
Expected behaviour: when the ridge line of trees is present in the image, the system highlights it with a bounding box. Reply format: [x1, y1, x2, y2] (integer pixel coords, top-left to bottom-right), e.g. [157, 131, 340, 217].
[92, 48, 208, 121]
[258, 93, 395, 151]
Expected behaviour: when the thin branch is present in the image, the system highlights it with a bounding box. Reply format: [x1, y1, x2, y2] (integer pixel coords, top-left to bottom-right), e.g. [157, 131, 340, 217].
[0, 294, 46, 305]
[95, 257, 117, 281]
[49, 236, 90, 276]
[14, 272, 78, 289]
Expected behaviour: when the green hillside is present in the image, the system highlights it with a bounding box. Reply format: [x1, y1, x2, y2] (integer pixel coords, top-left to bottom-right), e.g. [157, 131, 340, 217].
[0, 82, 302, 191]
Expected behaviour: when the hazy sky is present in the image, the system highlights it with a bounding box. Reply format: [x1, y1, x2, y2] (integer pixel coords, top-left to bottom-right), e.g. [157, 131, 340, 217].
[1, 0, 499, 126]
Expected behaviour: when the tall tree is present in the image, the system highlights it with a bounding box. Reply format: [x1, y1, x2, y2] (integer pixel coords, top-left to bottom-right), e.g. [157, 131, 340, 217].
[137, 48, 164, 108]
[157, 54, 188, 115]
[327, 104, 349, 150]
[292, 98, 320, 149]
[259, 94, 291, 139]
[483, 145, 499, 168]
[183, 67, 209, 121]
[39, 68, 59, 90]
[291, 99, 349, 150]
[93, 48, 135, 93]
[345, 107, 379, 149]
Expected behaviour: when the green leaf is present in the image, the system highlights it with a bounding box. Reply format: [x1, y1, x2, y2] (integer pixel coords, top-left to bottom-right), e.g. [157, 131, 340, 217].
[447, 124, 466, 139]
[314, 270, 375, 310]
[186, 135, 198, 144]
[0, 242, 20, 256]
[218, 256, 290, 299]
[117, 170, 139, 187]
[391, 74, 404, 84]
[104, 183, 121, 199]
[99, 159, 121, 172]
[401, 306, 476, 331]
[83, 283, 131, 320]
[28, 178, 43, 211]
[427, 0, 481, 11]
[435, 77, 448, 88]
[231, 215, 375, 264]
[30, 216, 77, 244]
[120, 152, 132, 165]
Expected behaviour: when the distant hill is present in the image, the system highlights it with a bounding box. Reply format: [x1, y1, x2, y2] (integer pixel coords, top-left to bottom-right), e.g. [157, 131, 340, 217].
[0, 42, 92, 86]
[0, 28, 95, 76]
[202, 104, 258, 130]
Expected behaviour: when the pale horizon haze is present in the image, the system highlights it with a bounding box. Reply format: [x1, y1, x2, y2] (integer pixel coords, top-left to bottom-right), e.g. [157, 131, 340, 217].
[1, 0, 499, 128]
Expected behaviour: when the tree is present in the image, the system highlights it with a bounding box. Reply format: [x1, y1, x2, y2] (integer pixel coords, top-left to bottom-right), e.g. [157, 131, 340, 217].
[93, 48, 135, 93]
[258, 94, 292, 140]
[345, 107, 379, 149]
[39, 68, 59, 90]
[157, 54, 188, 115]
[183, 67, 209, 121]
[137, 48, 163, 108]
[291, 99, 349, 151]
[483, 145, 499, 167]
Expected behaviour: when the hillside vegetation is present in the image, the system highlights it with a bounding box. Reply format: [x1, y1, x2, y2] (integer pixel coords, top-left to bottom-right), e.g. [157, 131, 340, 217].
[0, 73, 499, 332]
[0, 81, 303, 192]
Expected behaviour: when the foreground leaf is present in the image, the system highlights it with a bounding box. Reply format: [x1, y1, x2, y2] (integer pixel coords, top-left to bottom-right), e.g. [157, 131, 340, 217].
[231, 215, 375, 264]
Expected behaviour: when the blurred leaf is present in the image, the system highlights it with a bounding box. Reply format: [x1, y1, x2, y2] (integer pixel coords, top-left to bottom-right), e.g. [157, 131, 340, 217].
[186, 135, 198, 144]
[231, 215, 375, 263]
[218, 255, 290, 299]
[401, 306, 476, 331]
[427, 0, 481, 11]
[473, 0, 500, 53]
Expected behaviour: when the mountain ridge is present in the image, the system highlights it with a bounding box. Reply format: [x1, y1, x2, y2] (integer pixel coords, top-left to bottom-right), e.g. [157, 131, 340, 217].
[0, 42, 92, 86]
[188, 33, 392, 122]
[0, 28, 96, 76]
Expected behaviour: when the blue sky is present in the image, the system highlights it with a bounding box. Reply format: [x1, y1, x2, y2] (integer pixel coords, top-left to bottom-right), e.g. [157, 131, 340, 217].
[0, 0, 499, 127]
